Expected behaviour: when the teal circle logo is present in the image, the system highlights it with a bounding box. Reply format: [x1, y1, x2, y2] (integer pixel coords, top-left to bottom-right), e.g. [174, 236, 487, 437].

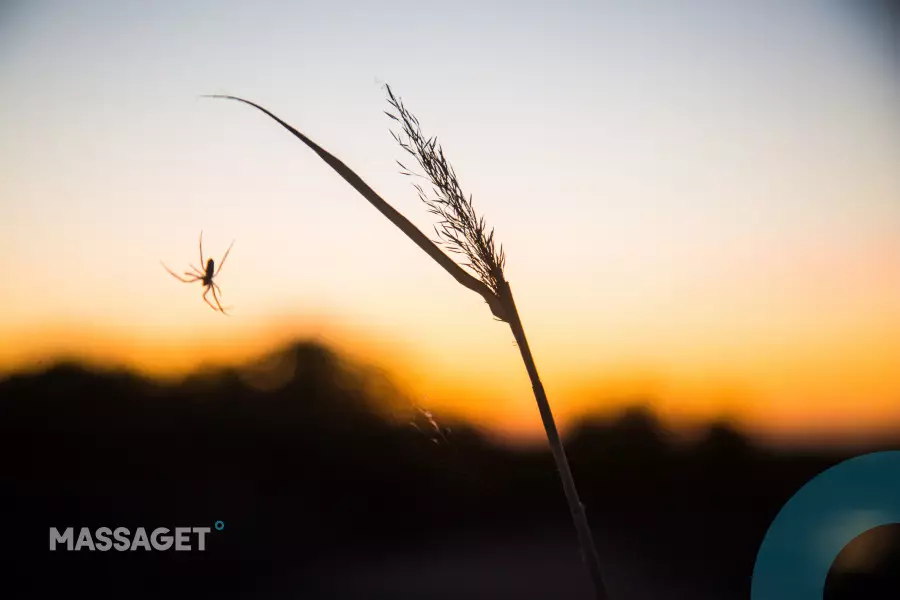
[214, 520, 225, 531]
[751, 450, 900, 599]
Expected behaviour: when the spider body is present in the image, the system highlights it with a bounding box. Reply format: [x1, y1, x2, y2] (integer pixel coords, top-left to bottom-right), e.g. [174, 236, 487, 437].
[204, 259, 215, 281]
[162, 232, 234, 315]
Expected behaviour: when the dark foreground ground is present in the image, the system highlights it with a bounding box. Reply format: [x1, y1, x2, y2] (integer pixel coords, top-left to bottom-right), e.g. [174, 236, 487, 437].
[1, 340, 898, 598]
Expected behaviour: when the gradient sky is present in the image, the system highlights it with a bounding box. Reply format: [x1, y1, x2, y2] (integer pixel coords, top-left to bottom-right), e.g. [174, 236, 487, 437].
[1, 1, 899, 445]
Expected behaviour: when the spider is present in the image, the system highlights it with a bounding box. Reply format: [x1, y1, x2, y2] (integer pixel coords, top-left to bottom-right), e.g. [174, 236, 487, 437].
[161, 231, 235, 315]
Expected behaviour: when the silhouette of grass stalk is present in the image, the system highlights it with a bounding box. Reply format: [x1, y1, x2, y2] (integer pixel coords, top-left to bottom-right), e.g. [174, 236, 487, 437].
[206, 87, 610, 600]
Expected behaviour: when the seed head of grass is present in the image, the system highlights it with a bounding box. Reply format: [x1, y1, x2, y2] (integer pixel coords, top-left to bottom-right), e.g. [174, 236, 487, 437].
[384, 84, 506, 296]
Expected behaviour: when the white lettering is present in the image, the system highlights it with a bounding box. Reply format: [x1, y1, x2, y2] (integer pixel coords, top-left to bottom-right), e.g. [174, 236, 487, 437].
[49, 527, 73, 551]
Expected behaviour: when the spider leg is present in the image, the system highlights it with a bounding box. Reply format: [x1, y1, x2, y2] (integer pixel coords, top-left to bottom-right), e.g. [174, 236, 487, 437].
[214, 240, 235, 276]
[161, 262, 199, 283]
[199, 231, 205, 266]
[212, 282, 234, 312]
[209, 282, 231, 316]
[201, 286, 219, 312]
[188, 264, 205, 277]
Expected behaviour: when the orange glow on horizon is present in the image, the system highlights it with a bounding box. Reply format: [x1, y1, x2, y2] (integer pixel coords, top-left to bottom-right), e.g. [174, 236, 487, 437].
[2, 315, 898, 448]
[2, 1, 899, 451]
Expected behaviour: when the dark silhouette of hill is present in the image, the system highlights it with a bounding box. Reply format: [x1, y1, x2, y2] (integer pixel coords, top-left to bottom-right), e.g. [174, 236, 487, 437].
[0, 340, 897, 598]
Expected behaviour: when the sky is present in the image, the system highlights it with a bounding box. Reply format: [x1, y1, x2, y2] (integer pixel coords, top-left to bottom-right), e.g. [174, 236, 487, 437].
[1, 0, 899, 445]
